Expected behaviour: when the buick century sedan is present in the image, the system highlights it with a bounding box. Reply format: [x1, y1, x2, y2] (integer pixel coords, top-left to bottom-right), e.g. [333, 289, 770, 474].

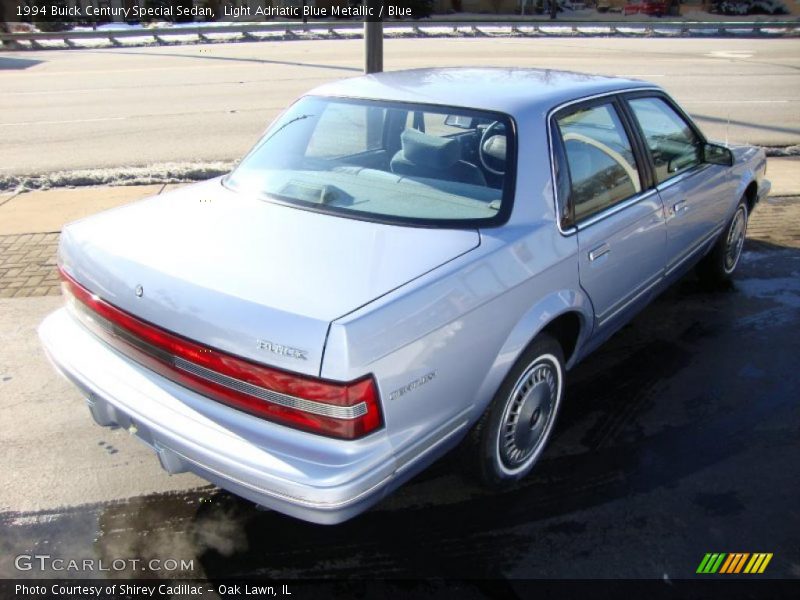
[40, 68, 770, 524]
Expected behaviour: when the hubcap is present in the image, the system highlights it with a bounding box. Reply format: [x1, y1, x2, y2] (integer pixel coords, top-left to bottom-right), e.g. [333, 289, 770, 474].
[499, 359, 559, 471]
[724, 207, 747, 273]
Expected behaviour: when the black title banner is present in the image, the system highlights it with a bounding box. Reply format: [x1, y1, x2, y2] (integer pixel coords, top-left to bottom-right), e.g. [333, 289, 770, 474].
[2, 1, 432, 24]
[3, 578, 800, 600]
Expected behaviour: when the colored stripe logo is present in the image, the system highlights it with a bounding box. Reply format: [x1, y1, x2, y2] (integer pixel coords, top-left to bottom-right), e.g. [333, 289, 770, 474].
[697, 553, 773, 574]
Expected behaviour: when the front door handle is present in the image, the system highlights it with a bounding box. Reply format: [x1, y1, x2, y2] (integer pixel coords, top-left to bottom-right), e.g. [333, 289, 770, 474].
[588, 243, 610, 262]
[672, 200, 689, 214]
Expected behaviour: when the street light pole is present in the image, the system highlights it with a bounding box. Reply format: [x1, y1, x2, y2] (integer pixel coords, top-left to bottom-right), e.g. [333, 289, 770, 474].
[364, 0, 383, 74]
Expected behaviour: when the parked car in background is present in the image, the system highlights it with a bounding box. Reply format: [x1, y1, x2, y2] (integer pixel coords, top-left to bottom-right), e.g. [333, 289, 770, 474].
[623, 0, 667, 16]
[559, 0, 587, 10]
[40, 68, 769, 524]
[713, 0, 789, 14]
[749, 0, 789, 14]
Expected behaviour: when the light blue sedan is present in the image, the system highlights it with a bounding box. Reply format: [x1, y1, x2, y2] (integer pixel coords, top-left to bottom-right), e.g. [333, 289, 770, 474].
[40, 68, 770, 524]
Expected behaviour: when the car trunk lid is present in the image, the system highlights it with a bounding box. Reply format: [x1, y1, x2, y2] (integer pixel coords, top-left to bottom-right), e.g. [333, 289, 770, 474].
[58, 179, 480, 376]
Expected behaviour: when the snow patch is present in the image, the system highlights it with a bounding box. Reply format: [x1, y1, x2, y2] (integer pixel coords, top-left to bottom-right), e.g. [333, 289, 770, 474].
[764, 145, 800, 157]
[0, 162, 235, 193]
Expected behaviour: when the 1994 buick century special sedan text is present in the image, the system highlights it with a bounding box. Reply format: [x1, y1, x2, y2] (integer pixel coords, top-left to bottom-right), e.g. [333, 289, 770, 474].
[40, 68, 770, 523]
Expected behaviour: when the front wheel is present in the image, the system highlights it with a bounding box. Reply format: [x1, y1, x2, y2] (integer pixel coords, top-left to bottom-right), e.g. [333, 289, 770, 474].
[469, 334, 565, 488]
[697, 197, 748, 285]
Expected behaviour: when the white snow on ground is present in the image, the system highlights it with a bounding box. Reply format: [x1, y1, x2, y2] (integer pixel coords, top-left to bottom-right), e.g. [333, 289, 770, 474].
[764, 145, 800, 157]
[687, 28, 720, 35]
[114, 36, 158, 46]
[539, 26, 575, 34]
[198, 32, 244, 42]
[67, 38, 114, 49]
[244, 31, 289, 40]
[614, 27, 648, 35]
[154, 33, 202, 43]
[72, 23, 148, 32]
[30, 39, 70, 49]
[329, 28, 361, 35]
[478, 26, 512, 34]
[0, 162, 235, 194]
[576, 26, 613, 34]
[406, 26, 454, 34]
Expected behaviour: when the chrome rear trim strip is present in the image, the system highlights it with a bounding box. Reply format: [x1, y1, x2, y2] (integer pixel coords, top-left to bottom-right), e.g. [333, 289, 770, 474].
[173, 357, 368, 420]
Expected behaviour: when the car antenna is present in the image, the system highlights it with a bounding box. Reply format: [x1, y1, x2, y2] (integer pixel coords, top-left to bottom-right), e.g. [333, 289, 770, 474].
[726, 110, 730, 146]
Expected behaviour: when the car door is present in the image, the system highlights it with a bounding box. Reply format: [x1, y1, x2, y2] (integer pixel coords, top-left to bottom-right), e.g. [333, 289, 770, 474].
[552, 97, 666, 336]
[623, 93, 735, 277]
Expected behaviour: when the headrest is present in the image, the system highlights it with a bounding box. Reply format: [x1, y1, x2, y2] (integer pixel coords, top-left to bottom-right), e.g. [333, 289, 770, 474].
[400, 128, 460, 169]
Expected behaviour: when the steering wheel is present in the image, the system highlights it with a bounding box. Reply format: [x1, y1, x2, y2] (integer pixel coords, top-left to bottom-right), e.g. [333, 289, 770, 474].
[479, 121, 507, 176]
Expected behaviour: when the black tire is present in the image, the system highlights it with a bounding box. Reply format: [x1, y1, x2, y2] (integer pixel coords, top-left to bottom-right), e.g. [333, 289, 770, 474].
[696, 197, 748, 285]
[468, 334, 565, 488]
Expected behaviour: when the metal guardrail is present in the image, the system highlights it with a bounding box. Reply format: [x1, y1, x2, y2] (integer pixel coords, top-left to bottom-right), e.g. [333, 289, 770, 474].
[1, 19, 798, 48]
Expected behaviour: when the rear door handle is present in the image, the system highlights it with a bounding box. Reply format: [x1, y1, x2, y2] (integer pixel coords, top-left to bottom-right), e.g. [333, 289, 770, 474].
[588, 243, 610, 262]
[672, 200, 689, 214]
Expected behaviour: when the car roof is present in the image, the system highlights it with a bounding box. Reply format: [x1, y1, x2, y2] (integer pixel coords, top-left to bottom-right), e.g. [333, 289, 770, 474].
[308, 67, 656, 116]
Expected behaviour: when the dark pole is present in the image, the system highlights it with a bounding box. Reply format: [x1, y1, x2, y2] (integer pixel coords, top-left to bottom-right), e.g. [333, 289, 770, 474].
[364, 0, 383, 74]
[550, 0, 558, 19]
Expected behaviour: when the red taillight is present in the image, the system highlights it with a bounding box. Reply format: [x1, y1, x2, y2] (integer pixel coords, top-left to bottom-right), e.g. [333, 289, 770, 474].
[59, 267, 382, 440]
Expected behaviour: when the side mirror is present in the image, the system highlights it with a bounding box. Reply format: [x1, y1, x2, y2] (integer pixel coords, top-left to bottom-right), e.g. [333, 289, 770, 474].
[704, 143, 734, 167]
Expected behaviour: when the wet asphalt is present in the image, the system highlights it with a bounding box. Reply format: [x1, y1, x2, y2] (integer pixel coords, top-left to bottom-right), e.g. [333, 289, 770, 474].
[1, 241, 798, 583]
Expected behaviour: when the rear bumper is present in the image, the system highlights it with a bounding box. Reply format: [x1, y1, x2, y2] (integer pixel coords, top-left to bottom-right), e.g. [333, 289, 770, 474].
[39, 308, 399, 524]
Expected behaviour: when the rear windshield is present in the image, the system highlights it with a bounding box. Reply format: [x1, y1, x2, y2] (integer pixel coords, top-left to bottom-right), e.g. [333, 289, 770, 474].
[225, 96, 516, 227]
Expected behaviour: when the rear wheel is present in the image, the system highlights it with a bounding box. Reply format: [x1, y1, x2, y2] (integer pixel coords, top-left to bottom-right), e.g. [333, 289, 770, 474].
[469, 334, 565, 488]
[697, 197, 748, 285]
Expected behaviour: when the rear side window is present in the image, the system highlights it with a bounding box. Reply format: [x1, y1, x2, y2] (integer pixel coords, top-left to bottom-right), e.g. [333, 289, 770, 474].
[555, 103, 642, 223]
[628, 97, 702, 184]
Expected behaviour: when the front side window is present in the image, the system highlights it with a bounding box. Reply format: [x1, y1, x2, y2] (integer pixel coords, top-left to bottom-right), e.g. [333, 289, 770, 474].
[226, 96, 516, 227]
[628, 96, 702, 184]
[556, 102, 642, 223]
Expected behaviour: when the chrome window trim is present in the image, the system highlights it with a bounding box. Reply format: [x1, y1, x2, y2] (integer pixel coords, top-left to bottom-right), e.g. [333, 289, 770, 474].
[575, 189, 659, 232]
[546, 87, 662, 236]
[656, 162, 712, 193]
